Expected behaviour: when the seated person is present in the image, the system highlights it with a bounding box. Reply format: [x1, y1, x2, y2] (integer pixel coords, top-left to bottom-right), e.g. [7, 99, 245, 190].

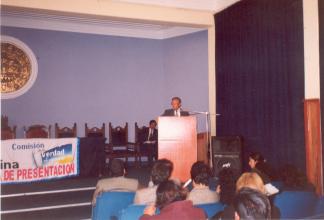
[92, 159, 139, 205]
[280, 164, 315, 191]
[140, 180, 206, 220]
[140, 120, 158, 165]
[234, 187, 271, 220]
[187, 161, 220, 204]
[134, 159, 173, 205]
[217, 168, 238, 206]
[248, 152, 273, 184]
[219, 172, 280, 219]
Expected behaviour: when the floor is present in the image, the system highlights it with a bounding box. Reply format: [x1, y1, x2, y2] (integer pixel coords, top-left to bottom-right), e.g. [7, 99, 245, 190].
[1, 166, 152, 220]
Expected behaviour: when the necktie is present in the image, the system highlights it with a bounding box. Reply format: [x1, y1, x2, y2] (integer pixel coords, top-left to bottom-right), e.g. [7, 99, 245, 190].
[148, 129, 152, 141]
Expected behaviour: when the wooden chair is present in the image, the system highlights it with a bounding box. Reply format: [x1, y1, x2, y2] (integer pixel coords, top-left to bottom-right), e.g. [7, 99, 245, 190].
[24, 125, 51, 138]
[1, 115, 9, 129]
[135, 123, 152, 166]
[55, 123, 77, 138]
[1, 125, 17, 140]
[106, 123, 138, 165]
[85, 123, 105, 138]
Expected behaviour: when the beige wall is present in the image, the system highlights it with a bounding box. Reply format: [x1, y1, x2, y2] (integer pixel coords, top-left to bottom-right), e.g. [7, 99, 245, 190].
[303, 0, 320, 99]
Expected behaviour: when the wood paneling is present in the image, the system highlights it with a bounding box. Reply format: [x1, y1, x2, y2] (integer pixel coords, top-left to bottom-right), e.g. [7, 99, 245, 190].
[304, 99, 323, 196]
[158, 116, 197, 182]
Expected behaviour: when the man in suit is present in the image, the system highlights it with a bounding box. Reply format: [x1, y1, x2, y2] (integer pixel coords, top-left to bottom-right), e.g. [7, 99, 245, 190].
[162, 97, 189, 116]
[92, 159, 139, 205]
[140, 120, 158, 165]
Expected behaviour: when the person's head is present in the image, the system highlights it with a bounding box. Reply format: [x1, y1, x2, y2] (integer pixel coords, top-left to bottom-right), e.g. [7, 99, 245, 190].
[236, 172, 265, 194]
[190, 161, 211, 187]
[151, 159, 173, 185]
[109, 158, 125, 177]
[156, 180, 187, 210]
[171, 97, 182, 110]
[218, 168, 238, 205]
[149, 120, 157, 129]
[248, 152, 265, 169]
[234, 187, 271, 220]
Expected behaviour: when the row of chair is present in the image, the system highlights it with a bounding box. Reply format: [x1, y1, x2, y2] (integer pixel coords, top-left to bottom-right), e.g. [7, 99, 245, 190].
[92, 191, 225, 220]
[92, 190, 324, 220]
[1, 117, 153, 166]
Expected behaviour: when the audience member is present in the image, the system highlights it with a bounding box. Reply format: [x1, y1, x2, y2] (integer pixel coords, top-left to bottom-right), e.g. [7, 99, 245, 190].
[187, 161, 219, 204]
[236, 172, 266, 193]
[217, 168, 238, 206]
[218, 172, 280, 219]
[134, 159, 173, 204]
[280, 164, 315, 191]
[140, 180, 206, 220]
[234, 187, 271, 220]
[92, 159, 138, 205]
[248, 152, 273, 184]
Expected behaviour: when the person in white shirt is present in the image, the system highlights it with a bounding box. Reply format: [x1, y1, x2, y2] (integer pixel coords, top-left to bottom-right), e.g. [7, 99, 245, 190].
[134, 159, 173, 205]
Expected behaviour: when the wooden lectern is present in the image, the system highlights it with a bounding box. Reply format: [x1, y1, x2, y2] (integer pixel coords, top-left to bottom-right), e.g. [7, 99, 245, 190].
[158, 116, 197, 182]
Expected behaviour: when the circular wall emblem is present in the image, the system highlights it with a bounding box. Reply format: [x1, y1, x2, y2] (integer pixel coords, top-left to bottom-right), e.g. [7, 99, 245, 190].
[1, 36, 38, 99]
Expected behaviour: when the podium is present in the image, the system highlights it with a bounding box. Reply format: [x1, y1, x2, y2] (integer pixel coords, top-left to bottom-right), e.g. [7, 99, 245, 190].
[158, 116, 197, 182]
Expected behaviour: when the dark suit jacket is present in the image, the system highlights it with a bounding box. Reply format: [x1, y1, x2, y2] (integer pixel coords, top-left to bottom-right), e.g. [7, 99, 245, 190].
[140, 127, 158, 143]
[161, 109, 189, 116]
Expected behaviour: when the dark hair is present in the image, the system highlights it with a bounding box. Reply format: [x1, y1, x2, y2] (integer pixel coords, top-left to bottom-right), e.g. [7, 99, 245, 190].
[156, 180, 187, 210]
[249, 152, 273, 182]
[149, 120, 157, 125]
[171, 97, 182, 103]
[151, 159, 173, 185]
[190, 161, 211, 186]
[218, 168, 238, 205]
[109, 159, 125, 177]
[249, 152, 266, 164]
[234, 187, 271, 220]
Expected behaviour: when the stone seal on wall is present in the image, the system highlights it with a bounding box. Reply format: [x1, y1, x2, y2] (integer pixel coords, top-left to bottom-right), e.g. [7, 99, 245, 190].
[1, 36, 38, 99]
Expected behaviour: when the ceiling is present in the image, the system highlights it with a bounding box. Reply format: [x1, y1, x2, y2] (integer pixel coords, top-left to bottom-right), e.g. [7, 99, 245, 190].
[113, 0, 240, 13]
[1, 0, 240, 39]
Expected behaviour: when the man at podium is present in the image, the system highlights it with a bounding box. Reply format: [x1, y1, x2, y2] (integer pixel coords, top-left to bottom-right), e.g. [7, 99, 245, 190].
[161, 97, 189, 117]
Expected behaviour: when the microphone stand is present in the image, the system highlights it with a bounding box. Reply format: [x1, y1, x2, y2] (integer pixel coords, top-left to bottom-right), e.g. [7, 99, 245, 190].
[188, 111, 220, 167]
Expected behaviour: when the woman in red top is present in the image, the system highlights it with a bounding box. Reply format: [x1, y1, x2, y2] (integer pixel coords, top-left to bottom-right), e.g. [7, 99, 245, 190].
[140, 180, 206, 220]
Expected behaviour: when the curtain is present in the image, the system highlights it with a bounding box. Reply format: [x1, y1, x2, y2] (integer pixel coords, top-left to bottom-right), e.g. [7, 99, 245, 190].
[215, 0, 305, 171]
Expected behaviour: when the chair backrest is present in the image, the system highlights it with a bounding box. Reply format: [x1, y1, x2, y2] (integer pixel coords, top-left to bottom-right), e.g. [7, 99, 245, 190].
[92, 191, 135, 220]
[274, 190, 317, 218]
[135, 123, 145, 143]
[55, 123, 77, 138]
[1, 115, 9, 129]
[119, 205, 146, 220]
[119, 205, 160, 220]
[85, 123, 105, 138]
[195, 202, 225, 218]
[24, 125, 51, 138]
[1, 126, 16, 140]
[109, 123, 128, 145]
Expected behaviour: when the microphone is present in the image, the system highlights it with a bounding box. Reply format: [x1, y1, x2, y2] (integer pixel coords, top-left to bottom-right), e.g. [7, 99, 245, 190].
[185, 110, 221, 116]
[188, 110, 209, 115]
